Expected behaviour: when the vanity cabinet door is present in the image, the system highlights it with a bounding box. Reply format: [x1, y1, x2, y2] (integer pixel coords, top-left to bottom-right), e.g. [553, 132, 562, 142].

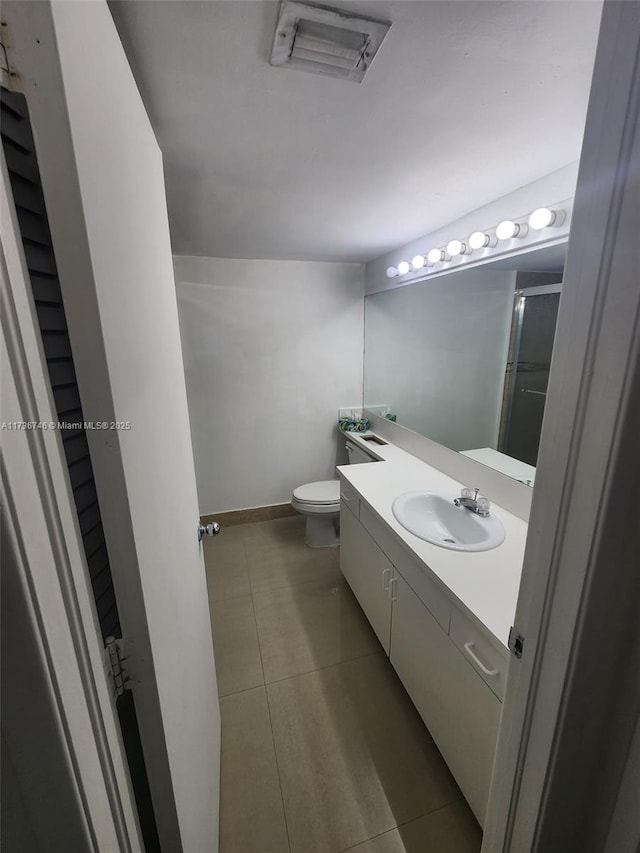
[390, 572, 502, 827]
[340, 503, 392, 653]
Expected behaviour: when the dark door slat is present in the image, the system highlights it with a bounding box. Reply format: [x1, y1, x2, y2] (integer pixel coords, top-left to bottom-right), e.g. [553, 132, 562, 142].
[10, 179, 46, 215]
[15, 205, 51, 246]
[35, 303, 68, 333]
[47, 358, 77, 389]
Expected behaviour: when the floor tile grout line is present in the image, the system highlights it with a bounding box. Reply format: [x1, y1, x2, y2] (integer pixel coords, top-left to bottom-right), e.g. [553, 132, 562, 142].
[249, 574, 348, 600]
[335, 796, 468, 853]
[262, 682, 294, 853]
[218, 681, 268, 701]
[247, 531, 294, 853]
[218, 648, 385, 699]
[249, 576, 346, 598]
[261, 648, 385, 691]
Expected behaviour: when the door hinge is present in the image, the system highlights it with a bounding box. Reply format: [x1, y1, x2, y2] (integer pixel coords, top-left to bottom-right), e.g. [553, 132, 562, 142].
[508, 626, 525, 659]
[105, 636, 131, 699]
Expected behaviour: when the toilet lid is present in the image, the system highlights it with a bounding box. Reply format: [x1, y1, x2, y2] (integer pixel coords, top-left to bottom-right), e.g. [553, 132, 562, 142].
[293, 480, 340, 504]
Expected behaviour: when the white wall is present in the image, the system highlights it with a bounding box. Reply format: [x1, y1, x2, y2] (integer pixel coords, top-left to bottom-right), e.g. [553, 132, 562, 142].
[174, 256, 365, 514]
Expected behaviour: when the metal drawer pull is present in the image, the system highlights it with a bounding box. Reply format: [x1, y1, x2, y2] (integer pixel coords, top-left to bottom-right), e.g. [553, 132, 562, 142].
[389, 576, 398, 602]
[382, 568, 391, 591]
[464, 642, 499, 676]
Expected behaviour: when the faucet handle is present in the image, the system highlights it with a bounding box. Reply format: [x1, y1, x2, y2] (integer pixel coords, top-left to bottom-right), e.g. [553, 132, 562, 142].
[461, 487, 480, 500]
[477, 496, 491, 515]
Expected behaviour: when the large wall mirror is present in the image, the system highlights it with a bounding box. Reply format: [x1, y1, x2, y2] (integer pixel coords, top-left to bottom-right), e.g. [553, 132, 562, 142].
[363, 242, 566, 486]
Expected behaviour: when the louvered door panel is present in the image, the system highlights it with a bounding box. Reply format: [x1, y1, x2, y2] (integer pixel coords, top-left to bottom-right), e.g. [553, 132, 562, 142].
[1, 87, 120, 641]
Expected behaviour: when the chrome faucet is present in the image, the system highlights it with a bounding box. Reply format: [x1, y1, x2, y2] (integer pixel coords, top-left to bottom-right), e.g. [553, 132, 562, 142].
[454, 487, 491, 517]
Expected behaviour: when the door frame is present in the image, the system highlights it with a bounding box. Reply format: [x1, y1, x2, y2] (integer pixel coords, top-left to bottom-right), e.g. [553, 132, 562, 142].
[1, 152, 142, 852]
[484, 1, 640, 849]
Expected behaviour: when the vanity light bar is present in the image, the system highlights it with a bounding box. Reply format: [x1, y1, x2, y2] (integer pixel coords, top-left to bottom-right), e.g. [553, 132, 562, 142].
[386, 203, 565, 278]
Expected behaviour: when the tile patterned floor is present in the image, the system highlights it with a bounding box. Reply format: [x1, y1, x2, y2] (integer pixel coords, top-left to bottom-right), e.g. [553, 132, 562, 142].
[204, 516, 482, 853]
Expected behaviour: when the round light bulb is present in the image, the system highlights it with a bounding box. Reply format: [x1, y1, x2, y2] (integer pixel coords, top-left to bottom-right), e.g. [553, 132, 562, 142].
[529, 207, 556, 230]
[397, 261, 411, 275]
[386, 266, 398, 278]
[469, 231, 490, 250]
[427, 248, 444, 264]
[446, 239, 465, 257]
[496, 220, 520, 240]
[411, 254, 426, 270]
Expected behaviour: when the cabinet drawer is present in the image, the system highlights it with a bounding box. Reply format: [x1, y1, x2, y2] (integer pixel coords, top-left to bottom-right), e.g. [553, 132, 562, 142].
[360, 503, 451, 632]
[450, 607, 509, 701]
[339, 481, 360, 519]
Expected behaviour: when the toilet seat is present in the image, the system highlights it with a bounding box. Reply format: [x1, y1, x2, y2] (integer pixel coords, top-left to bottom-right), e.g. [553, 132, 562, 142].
[292, 480, 340, 506]
[291, 479, 340, 516]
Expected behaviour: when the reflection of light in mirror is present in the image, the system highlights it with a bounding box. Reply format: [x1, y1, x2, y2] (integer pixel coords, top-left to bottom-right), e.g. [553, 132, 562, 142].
[412, 254, 426, 269]
[529, 207, 564, 229]
[386, 266, 398, 278]
[427, 248, 445, 264]
[397, 261, 411, 275]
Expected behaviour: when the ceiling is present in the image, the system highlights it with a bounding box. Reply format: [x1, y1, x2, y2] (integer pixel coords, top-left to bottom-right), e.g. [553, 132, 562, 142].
[109, 0, 602, 263]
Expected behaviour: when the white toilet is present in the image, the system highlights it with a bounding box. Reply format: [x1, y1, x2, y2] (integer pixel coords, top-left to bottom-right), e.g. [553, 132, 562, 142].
[291, 435, 377, 547]
[291, 479, 341, 548]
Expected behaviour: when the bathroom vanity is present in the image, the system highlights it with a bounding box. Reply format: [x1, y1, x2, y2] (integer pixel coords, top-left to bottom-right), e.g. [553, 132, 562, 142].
[336, 433, 528, 827]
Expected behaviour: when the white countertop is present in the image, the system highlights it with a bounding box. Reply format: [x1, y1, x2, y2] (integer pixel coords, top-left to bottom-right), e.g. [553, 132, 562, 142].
[337, 432, 528, 648]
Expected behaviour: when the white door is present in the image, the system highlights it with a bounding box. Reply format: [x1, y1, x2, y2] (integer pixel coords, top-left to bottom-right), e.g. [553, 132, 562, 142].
[3, 3, 220, 851]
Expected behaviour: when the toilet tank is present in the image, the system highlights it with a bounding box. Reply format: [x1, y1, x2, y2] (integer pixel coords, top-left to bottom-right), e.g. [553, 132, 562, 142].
[344, 436, 378, 464]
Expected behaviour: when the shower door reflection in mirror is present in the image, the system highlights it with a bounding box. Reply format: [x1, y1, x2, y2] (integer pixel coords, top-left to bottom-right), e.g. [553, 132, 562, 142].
[498, 285, 561, 467]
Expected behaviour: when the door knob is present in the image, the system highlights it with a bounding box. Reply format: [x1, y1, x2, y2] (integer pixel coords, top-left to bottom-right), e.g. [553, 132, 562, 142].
[198, 521, 221, 541]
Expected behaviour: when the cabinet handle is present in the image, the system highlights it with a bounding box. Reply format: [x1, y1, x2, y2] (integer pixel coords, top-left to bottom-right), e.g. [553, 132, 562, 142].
[389, 576, 398, 602]
[382, 568, 391, 591]
[464, 642, 499, 676]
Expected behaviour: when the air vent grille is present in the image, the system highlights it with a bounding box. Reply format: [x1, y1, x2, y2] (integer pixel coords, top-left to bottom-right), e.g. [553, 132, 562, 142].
[270, 1, 390, 83]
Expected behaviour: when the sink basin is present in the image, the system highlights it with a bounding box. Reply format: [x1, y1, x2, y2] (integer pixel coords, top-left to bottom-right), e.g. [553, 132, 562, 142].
[391, 491, 506, 552]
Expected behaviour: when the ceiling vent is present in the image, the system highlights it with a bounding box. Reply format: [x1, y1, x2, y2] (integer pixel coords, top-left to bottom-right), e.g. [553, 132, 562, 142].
[270, 1, 391, 83]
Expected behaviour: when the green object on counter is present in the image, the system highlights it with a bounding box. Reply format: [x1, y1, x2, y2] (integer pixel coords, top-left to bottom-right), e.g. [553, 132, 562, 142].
[338, 417, 370, 432]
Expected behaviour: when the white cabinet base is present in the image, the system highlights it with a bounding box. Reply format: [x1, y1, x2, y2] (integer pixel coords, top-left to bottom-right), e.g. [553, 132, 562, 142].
[339, 489, 504, 827]
[391, 572, 501, 826]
